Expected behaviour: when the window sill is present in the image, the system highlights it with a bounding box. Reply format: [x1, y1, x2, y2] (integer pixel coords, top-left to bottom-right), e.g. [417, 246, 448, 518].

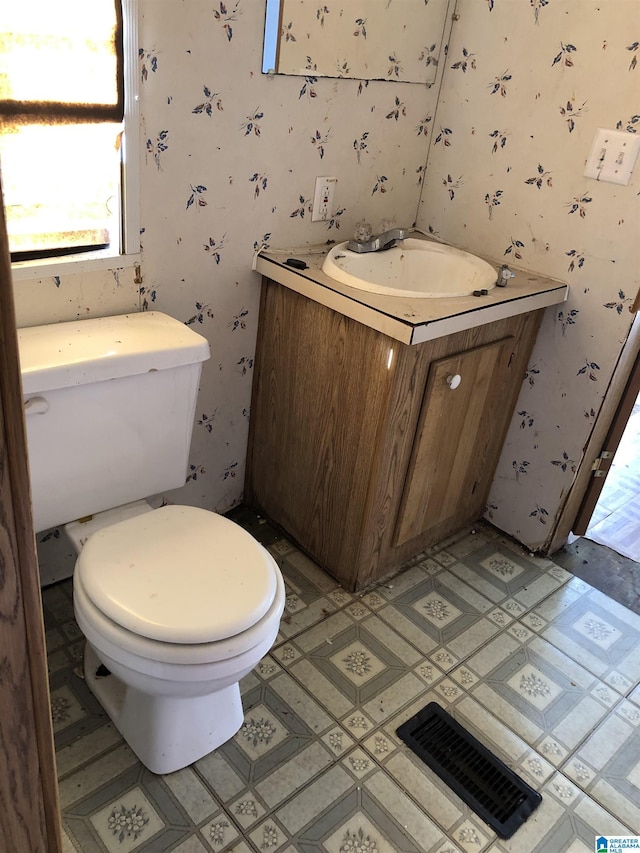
[11, 249, 141, 282]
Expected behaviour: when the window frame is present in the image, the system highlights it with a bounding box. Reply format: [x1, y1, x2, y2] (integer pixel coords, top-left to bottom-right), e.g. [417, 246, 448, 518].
[8, 0, 140, 282]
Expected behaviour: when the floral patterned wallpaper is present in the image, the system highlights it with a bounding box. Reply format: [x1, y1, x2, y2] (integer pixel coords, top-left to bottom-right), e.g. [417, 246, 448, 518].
[137, 0, 442, 513]
[417, 0, 639, 549]
[15, 0, 442, 582]
[10, 0, 639, 582]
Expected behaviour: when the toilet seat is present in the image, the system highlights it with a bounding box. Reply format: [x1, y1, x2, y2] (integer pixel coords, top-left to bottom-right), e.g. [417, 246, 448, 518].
[74, 564, 285, 668]
[76, 505, 278, 645]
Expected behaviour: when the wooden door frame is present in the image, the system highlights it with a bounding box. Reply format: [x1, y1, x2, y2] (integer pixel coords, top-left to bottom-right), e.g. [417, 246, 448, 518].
[573, 348, 640, 535]
[0, 188, 62, 850]
[548, 311, 640, 553]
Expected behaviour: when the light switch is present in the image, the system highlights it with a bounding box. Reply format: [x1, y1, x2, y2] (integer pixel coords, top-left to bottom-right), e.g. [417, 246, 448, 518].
[584, 128, 640, 185]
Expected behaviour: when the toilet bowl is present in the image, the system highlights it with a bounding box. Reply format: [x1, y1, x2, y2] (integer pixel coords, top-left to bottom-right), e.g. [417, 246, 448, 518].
[72, 504, 286, 775]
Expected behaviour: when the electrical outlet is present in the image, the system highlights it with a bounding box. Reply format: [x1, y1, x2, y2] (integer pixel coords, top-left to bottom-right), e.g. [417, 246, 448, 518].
[311, 176, 337, 222]
[584, 128, 640, 185]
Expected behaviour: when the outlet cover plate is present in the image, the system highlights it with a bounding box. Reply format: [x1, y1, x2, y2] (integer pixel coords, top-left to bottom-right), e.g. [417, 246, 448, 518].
[312, 176, 337, 221]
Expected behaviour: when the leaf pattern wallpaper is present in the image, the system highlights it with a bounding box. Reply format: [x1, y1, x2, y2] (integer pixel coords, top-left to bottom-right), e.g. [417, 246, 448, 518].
[416, 0, 639, 549]
[10, 0, 639, 582]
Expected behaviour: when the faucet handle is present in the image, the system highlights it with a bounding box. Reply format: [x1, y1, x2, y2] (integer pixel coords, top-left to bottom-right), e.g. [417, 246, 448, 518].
[354, 220, 372, 242]
[497, 264, 516, 287]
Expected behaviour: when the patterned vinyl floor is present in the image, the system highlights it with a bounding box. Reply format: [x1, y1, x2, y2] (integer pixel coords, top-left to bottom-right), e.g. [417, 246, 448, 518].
[47, 515, 640, 853]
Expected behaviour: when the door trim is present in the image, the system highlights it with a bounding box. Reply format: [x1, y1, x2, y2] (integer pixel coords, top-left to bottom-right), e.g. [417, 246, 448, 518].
[0, 185, 62, 850]
[548, 312, 640, 553]
[573, 351, 640, 535]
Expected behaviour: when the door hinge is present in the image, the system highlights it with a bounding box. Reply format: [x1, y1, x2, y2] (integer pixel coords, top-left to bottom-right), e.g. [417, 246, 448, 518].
[591, 450, 613, 477]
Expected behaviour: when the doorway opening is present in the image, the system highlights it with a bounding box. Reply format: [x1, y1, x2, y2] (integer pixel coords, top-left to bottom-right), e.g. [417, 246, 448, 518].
[553, 359, 640, 613]
[582, 390, 640, 563]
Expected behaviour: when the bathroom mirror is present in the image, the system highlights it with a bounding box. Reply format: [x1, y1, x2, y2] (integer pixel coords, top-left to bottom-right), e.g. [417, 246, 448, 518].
[263, 0, 453, 85]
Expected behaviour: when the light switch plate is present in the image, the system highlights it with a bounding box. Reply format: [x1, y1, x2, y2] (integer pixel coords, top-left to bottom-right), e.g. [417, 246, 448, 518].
[584, 128, 640, 185]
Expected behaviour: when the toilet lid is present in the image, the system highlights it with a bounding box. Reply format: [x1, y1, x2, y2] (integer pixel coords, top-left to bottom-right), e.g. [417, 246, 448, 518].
[76, 506, 278, 644]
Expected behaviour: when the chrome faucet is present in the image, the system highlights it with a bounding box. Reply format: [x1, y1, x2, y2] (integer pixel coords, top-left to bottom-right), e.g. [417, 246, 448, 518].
[347, 227, 411, 254]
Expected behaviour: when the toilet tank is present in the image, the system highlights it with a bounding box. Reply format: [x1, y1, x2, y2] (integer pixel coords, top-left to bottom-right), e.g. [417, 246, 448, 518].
[18, 312, 211, 532]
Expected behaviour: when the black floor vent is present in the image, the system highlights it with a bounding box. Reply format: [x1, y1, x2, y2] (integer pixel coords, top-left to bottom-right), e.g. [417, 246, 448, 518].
[396, 703, 542, 839]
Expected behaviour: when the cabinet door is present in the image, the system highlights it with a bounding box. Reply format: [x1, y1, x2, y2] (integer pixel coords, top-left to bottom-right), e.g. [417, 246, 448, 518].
[394, 336, 514, 547]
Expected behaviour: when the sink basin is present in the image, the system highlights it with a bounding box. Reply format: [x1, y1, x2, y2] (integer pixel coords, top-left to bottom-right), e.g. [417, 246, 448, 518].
[322, 238, 497, 298]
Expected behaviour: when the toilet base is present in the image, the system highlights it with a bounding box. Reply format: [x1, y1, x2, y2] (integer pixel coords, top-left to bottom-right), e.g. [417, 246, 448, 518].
[84, 645, 245, 775]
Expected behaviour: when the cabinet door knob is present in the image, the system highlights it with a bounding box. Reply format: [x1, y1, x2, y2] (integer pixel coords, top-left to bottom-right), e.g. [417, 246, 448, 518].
[446, 374, 462, 390]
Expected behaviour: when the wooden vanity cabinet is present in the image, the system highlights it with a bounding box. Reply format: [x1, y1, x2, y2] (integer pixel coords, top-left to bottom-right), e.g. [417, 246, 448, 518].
[246, 278, 543, 591]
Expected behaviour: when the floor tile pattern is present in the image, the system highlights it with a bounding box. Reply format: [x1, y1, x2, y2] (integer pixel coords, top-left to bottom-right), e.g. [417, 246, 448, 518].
[44, 516, 640, 852]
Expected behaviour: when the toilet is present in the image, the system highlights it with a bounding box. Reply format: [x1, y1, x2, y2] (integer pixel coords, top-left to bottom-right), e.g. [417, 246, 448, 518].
[19, 311, 285, 774]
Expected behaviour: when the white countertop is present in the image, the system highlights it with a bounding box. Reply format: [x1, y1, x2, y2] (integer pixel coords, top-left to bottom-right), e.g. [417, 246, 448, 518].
[255, 237, 568, 345]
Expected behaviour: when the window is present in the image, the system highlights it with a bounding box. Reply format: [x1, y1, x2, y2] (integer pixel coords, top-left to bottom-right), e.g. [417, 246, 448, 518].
[0, 0, 139, 268]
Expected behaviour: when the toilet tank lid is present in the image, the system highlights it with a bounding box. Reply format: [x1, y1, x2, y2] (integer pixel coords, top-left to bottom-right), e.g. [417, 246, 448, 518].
[18, 311, 211, 394]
